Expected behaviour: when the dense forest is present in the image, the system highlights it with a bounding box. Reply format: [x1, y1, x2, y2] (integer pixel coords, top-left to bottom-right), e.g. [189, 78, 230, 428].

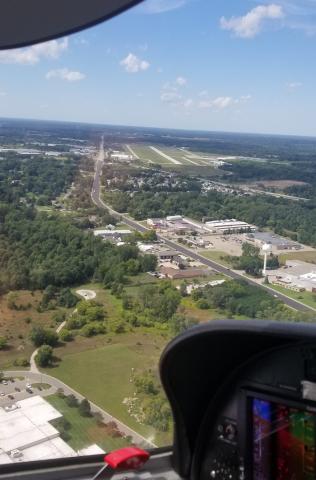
[104, 190, 316, 246]
[0, 155, 76, 205]
[0, 203, 157, 293]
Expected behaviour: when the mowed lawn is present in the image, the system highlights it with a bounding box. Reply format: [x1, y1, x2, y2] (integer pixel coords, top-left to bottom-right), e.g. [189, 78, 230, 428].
[44, 341, 162, 442]
[268, 284, 316, 310]
[198, 250, 232, 267]
[279, 250, 316, 265]
[47, 394, 127, 452]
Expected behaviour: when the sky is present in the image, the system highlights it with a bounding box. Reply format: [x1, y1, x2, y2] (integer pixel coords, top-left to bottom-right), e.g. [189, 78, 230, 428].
[0, 0, 316, 136]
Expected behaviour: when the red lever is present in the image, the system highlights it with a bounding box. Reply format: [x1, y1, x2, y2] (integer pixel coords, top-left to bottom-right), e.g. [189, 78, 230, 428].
[92, 447, 150, 480]
[105, 447, 150, 470]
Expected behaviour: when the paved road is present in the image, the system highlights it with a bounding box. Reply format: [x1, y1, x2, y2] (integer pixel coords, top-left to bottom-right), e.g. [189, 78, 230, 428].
[4, 370, 154, 448]
[92, 139, 315, 314]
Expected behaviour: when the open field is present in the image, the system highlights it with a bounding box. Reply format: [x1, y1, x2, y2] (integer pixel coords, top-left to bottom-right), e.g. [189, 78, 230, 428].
[198, 250, 232, 267]
[44, 338, 169, 446]
[279, 251, 316, 264]
[47, 394, 127, 452]
[0, 290, 71, 370]
[268, 284, 316, 310]
[180, 297, 227, 322]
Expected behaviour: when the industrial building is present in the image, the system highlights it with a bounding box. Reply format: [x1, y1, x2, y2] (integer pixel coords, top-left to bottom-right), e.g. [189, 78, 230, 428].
[110, 152, 133, 162]
[246, 231, 302, 251]
[270, 260, 316, 292]
[93, 229, 132, 244]
[0, 396, 103, 464]
[204, 219, 257, 234]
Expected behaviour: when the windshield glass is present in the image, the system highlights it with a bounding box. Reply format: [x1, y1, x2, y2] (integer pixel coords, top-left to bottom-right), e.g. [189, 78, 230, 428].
[0, 0, 316, 466]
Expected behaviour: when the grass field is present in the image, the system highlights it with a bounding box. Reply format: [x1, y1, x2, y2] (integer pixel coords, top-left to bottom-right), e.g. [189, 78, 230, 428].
[198, 250, 232, 267]
[44, 339, 169, 445]
[47, 394, 127, 452]
[269, 284, 316, 310]
[279, 251, 316, 265]
[180, 297, 227, 322]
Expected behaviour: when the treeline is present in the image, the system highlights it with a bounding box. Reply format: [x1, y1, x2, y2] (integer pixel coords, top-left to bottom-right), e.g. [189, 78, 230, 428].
[105, 190, 316, 246]
[0, 203, 157, 293]
[193, 279, 313, 322]
[0, 156, 76, 205]
[221, 160, 316, 190]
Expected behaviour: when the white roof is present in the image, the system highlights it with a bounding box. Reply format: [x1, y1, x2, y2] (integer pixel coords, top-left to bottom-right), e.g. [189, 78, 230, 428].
[17, 437, 76, 462]
[94, 230, 131, 236]
[0, 397, 62, 452]
[78, 444, 105, 456]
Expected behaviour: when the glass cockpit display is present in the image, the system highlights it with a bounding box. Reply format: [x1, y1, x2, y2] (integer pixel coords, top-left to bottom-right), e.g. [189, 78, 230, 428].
[252, 397, 316, 480]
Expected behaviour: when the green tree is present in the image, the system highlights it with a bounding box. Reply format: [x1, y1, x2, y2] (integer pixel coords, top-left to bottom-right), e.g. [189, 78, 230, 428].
[0, 337, 7, 350]
[65, 394, 78, 407]
[59, 329, 73, 342]
[78, 398, 91, 417]
[35, 345, 54, 367]
[30, 326, 58, 347]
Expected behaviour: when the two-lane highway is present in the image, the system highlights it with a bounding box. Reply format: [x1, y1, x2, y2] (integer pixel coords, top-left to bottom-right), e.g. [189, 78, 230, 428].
[91, 140, 315, 314]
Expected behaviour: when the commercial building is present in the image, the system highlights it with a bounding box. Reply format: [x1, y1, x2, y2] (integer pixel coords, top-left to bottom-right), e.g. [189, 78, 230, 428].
[204, 219, 257, 234]
[110, 152, 133, 162]
[270, 260, 316, 292]
[246, 232, 302, 251]
[0, 396, 102, 464]
[158, 249, 179, 261]
[93, 229, 132, 243]
[147, 218, 167, 228]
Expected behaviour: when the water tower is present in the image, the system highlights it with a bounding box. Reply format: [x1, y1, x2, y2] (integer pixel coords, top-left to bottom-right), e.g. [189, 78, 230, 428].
[262, 243, 272, 276]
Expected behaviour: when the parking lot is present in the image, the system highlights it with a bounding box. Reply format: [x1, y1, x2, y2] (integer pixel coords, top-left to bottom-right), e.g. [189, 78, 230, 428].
[0, 377, 55, 408]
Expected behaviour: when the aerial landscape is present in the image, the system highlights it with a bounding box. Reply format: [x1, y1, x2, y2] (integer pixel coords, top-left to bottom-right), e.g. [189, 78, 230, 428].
[0, 118, 316, 462]
[1, 0, 316, 467]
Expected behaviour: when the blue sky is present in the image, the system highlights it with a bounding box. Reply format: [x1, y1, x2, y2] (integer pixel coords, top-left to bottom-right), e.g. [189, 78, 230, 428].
[0, 0, 316, 136]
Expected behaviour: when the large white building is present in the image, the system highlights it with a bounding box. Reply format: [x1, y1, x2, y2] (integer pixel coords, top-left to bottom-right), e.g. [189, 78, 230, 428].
[110, 152, 133, 162]
[271, 260, 316, 292]
[204, 219, 257, 234]
[0, 396, 103, 464]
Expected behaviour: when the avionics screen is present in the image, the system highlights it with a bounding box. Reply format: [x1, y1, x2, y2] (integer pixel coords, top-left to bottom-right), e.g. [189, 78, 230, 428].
[252, 397, 316, 480]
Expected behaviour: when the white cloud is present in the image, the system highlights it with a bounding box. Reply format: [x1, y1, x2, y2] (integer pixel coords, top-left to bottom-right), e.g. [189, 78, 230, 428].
[198, 95, 251, 110]
[198, 90, 208, 97]
[0, 38, 68, 65]
[46, 68, 85, 82]
[220, 4, 284, 38]
[137, 0, 188, 14]
[199, 97, 231, 109]
[286, 81, 303, 90]
[0, 91, 7, 97]
[183, 98, 194, 108]
[160, 91, 182, 103]
[120, 53, 150, 73]
[176, 76, 187, 86]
